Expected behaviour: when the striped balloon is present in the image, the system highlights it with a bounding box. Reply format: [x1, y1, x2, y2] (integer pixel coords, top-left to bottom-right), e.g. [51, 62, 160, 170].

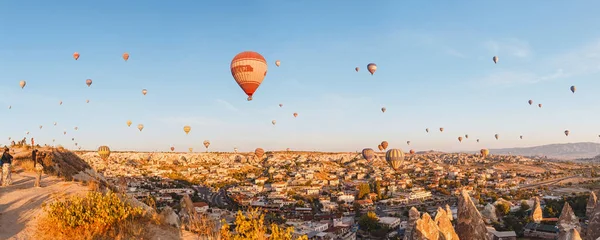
[362, 148, 375, 162]
[97, 146, 111, 161]
[385, 149, 404, 170]
[255, 148, 265, 158]
[230, 51, 268, 101]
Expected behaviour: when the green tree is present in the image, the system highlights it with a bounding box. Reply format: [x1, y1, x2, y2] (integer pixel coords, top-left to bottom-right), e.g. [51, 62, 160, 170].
[496, 202, 510, 217]
[374, 181, 382, 200]
[358, 212, 380, 232]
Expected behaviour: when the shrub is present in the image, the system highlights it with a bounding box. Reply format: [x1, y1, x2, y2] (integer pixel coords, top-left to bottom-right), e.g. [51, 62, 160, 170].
[36, 191, 146, 240]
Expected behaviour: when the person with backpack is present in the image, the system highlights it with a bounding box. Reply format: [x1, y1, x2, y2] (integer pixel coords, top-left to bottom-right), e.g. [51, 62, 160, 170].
[2, 146, 13, 186]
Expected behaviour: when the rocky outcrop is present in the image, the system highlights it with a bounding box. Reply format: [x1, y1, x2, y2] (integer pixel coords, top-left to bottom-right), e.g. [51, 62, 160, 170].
[557, 203, 581, 240]
[560, 229, 582, 240]
[481, 203, 498, 222]
[531, 197, 543, 223]
[586, 201, 600, 240]
[456, 190, 491, 240]
[160, 206, 180, 228]
[434, 208, 459, 240]
[445, 204, 453, 221]
[404, 207, 420, 240]
[587, 191, 597, 219]
[412, 213, 439, 240]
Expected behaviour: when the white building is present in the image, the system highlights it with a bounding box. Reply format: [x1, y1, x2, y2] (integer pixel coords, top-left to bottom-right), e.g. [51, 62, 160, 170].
[379, 217, 401, 229]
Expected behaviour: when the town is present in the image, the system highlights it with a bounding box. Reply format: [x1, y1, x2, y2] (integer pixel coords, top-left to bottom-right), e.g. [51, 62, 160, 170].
[73, 150, 600, 239]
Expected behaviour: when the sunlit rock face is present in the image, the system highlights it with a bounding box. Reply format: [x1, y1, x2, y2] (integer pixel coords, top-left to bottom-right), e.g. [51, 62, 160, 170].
[531, 197, 543, 223]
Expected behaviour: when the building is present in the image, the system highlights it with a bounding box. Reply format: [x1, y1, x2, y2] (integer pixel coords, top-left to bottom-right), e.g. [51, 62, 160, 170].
[523, 223, 558, 239]
[487, 227, 517, 240]
[379, 217, 401, 229]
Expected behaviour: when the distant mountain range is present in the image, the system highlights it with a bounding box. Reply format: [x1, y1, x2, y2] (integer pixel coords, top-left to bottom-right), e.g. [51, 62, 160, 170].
[476, 142, 600, 160]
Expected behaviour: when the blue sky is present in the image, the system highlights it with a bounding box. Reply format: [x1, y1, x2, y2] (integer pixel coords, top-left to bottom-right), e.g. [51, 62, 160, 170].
[1, 1, 600, 152]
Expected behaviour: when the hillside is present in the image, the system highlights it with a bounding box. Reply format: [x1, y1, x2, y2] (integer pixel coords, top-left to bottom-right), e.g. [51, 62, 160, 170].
[485, 142, 600, 160]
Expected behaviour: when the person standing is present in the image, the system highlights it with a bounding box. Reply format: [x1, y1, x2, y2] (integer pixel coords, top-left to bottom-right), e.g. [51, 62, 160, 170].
[33, 149, 44, 188]
[2, 147, 13, 186]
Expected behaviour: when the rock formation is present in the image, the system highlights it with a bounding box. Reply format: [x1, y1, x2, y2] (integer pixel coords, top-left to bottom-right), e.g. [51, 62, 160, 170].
[434, 208, 459, 240]
[404, 207, 420, 240]
[412, 213, 439, 240]
[531, 197, 543, 223]
[456, 190, 491, 240]
[445, 204, 453, 221]
[586, 201, 600, 240]
[557, 203, 581, 240]
[559, 229, 582, 240]
[587, 191, 597, 219]
[481, 203, 498, 222]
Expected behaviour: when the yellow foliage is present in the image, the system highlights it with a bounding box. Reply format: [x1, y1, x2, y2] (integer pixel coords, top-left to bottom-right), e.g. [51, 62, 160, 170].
[36, 191, 147, 240]
[219, 208, 307, 240]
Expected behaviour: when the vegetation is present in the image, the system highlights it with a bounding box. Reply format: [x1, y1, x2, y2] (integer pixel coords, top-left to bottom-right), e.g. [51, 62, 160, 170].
[358, 211, 380, 232]
[543, 194, 589, 218]
[219, 208, 307, 240]
[36, 191, 151, 240]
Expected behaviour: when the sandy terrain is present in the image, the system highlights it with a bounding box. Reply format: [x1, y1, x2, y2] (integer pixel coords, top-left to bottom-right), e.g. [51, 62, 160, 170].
[0, 170, 90, 240]
[557, 177, 600, 185]
[493, 163, 546, 174]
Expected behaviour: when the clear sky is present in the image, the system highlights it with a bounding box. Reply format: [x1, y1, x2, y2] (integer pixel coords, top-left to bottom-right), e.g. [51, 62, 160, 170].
[1, 1, 600, 152]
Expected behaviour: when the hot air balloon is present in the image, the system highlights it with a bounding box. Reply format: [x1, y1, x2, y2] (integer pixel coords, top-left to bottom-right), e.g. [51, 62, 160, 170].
[362, 148, 375, 162]
[367, 63, 377, 75]
[255, 148, 265, 158]
[520, 135, 523, 139]
[98, 146, 111, 161]
[439, 128, 444, 132]
[465, 134, 469, 139]
[189, 148, 193, 153]
[477, 139, 480, 143]
[127, 120, 132, 127]
[293, 112, 298, 118]
[73, 52, 80, 60]
[538, 103, 542, 108]
[54, 122, 57, 126]
[426, 128, 429, 133]
[74, 127, 78, 130]
[26, 131, 29, 135]
[570, 85, 576, 93]
[272, 120, 276, 125]
[39, 125, 42, 129]
[492, 56, 498, 64]
[203, 140, 210, 149]
[71, 138, 74, 141]
[137, 124, 144, 132]
[78, 146, 81, 150]
[564, 130, 570, 136]
[458, 137, 463, 142]
[19, 80, 26, 89]
[406, 141, 411, 145]
[171, 146, 175, 152]
[231, 51, 268, 101]
[275, 60, 280, 67]
[86, 99, 89, 103]
[63, 131, 66, 135]
[234, 148, 238, 153]
[59, 101, 63, 105]
[279, 103, 283, 107]
[409, 149, 415, 154]
[381, 107, 386, 113]
[86, 79, 92, 87]
[8, 137, 10, 140]
[142, 89, 147, 95]
[123, 52, 130, 61]
[381, 141, 388, 150]
[385, 149, 404, 170]
[355, 67, 359, 72]
[528, 100, 533, 105]
[75, 143, 78, 146]
[8, 106, 11, 109]
[183, 126, 191, 134]
[495, 134, 499, 140]
[480, 149, 489, 158]
[378, 145, 383, 151]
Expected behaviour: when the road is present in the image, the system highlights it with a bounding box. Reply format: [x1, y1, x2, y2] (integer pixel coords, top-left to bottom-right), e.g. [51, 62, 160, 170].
[517, 175, 579, 190]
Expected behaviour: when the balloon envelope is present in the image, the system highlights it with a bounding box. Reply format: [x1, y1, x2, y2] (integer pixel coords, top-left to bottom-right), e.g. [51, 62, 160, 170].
[367, 63, 377, 75]
[98, 146, 111, 161]
[230, 51, 268, 101]
[385, 149, 404, 170]
[362, 148, 375, 162]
